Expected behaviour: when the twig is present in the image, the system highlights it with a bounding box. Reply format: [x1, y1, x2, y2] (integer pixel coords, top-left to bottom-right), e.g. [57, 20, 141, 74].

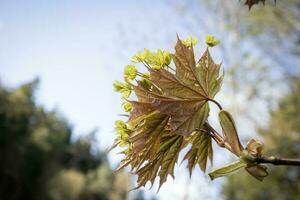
[257, 156, 300, 166]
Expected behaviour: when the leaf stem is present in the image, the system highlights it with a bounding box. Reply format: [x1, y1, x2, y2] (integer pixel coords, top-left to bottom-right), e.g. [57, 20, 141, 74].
[208, 98, 223, 110]
[204, 122, 234, 154]
[167, 65, 176, 72]
[257, 156, 300, 166]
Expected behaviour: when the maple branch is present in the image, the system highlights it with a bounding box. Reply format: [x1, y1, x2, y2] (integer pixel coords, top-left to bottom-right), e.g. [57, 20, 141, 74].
[205, 122, 300, 166]
[256, 156, 300, 166]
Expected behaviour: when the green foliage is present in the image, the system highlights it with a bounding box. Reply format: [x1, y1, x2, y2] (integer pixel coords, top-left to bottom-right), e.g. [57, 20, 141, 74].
[183, 130, 213, 175]
[0, 80, 130, 200]
[222, 79, 300, 199]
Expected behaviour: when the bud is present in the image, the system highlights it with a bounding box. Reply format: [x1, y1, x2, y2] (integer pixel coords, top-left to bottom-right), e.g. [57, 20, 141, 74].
[124, 65, 137, 80]
[113, 81, 132, 98]
[205, 35, 220, 47]
[182, 36, 198, 48]
[122, 102, 132, 112]
[148, 49, 172, 70]
[131, 48, 150, 63]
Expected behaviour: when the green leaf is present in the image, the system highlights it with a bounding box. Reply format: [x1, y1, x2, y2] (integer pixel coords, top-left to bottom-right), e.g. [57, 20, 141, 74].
[209, 160, 247, 180]
[158, 135, 183, 190]
[128, 112, 169, 157]
[133, 135, 184, 190]
[183, 130, 213, 176]
[219, 110, 244, 155]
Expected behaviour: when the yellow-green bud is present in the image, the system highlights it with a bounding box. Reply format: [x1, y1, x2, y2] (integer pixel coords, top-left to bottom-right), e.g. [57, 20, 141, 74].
[114, 120, 131, 147]
[123, 65, 137, 80]
[147, 49, 171, 70]
[205, 35, 220, 47]
[143, 73, 150, 79]
[162, 50, 171, 66]
[113, 80, 125, 92]
[131, 48, 150, 63]
[113, 81, 132, 98]
[182, 36, 198, 48]
[122, 102, 132, 112]
[115, 120, 127, 132]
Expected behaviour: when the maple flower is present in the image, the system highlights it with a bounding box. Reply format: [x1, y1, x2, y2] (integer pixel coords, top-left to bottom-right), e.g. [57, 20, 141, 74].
[143, 72, 150, 78]
[139, 78, 152, 90]
[147, 49, 171, 70]
[124, 65, 137, 80]
[131, 48, 150, 63]
[113, 80, 132, 98]
[206, 35, 220, 47]
[122, 102, 132, 112]
[182, 36, 198, 47]
[114, 120, 131, 147]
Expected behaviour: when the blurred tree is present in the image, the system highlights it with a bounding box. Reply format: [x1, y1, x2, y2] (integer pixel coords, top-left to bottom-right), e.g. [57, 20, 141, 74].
[169, 0, 300, 139]
[0, 79, 131, 200]
[222, 78, 300, 200]
[219, 0, 300, 74]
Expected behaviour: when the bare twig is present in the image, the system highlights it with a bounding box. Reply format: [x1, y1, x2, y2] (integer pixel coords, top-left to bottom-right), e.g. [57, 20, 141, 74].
[257, 156, 300, 166]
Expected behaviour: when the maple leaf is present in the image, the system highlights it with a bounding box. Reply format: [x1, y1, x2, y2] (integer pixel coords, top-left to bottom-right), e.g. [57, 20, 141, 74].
[219, 110, 244, 155]
[146, 38, 223, 136]
[134, 135, 184, 190]
[183, 129, 213, 176]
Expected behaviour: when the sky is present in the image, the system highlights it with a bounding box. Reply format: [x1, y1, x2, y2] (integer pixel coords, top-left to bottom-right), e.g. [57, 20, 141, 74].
[0, 0, 226, 199]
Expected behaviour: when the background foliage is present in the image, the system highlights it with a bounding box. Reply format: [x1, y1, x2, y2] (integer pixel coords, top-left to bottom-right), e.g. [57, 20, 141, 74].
[0, 80, 131, 200]
[222, 78, 300, 199]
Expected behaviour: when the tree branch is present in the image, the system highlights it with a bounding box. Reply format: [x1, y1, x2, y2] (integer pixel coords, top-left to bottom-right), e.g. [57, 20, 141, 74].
[257, 156, 300, 166]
